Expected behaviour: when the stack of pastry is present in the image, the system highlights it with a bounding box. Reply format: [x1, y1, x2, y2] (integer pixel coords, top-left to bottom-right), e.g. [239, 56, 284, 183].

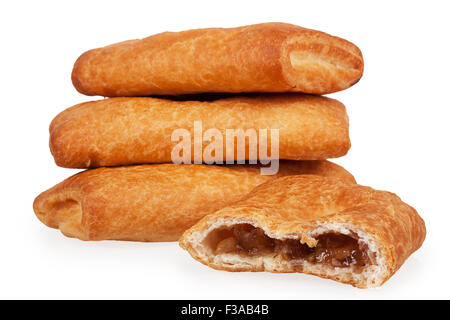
[34, 23, 425, 288]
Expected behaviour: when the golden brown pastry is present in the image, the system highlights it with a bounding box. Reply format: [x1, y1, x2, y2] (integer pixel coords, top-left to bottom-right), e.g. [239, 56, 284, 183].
[179, 175, 426, 288]
[50, 94, 350, 168]
[33, 161, 355, 242]
[72, 22, 363, 96]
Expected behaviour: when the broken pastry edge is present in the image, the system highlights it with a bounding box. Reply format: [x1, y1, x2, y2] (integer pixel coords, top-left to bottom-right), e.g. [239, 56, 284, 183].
[281, 33, 364, 94]
[33, 187, 90, 240]
[179, 215, 390, 288]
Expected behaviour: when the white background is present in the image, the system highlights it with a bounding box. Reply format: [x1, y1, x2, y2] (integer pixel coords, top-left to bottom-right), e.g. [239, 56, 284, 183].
[1, 0, 449, 299]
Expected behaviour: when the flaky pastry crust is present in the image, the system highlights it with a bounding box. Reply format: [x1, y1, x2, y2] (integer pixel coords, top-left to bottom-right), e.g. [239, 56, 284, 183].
[33, 161, 355, 242]
[179, 175, 426, 288]
[72, 22, 363, 96]
[50, 94, 350, 168]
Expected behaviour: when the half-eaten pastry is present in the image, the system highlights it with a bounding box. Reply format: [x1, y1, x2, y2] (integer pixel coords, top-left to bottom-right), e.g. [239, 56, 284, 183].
[179, 175, 426, 288]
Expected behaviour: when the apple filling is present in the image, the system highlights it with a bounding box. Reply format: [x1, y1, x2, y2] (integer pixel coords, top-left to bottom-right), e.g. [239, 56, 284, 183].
[206, 224, 372, 270]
